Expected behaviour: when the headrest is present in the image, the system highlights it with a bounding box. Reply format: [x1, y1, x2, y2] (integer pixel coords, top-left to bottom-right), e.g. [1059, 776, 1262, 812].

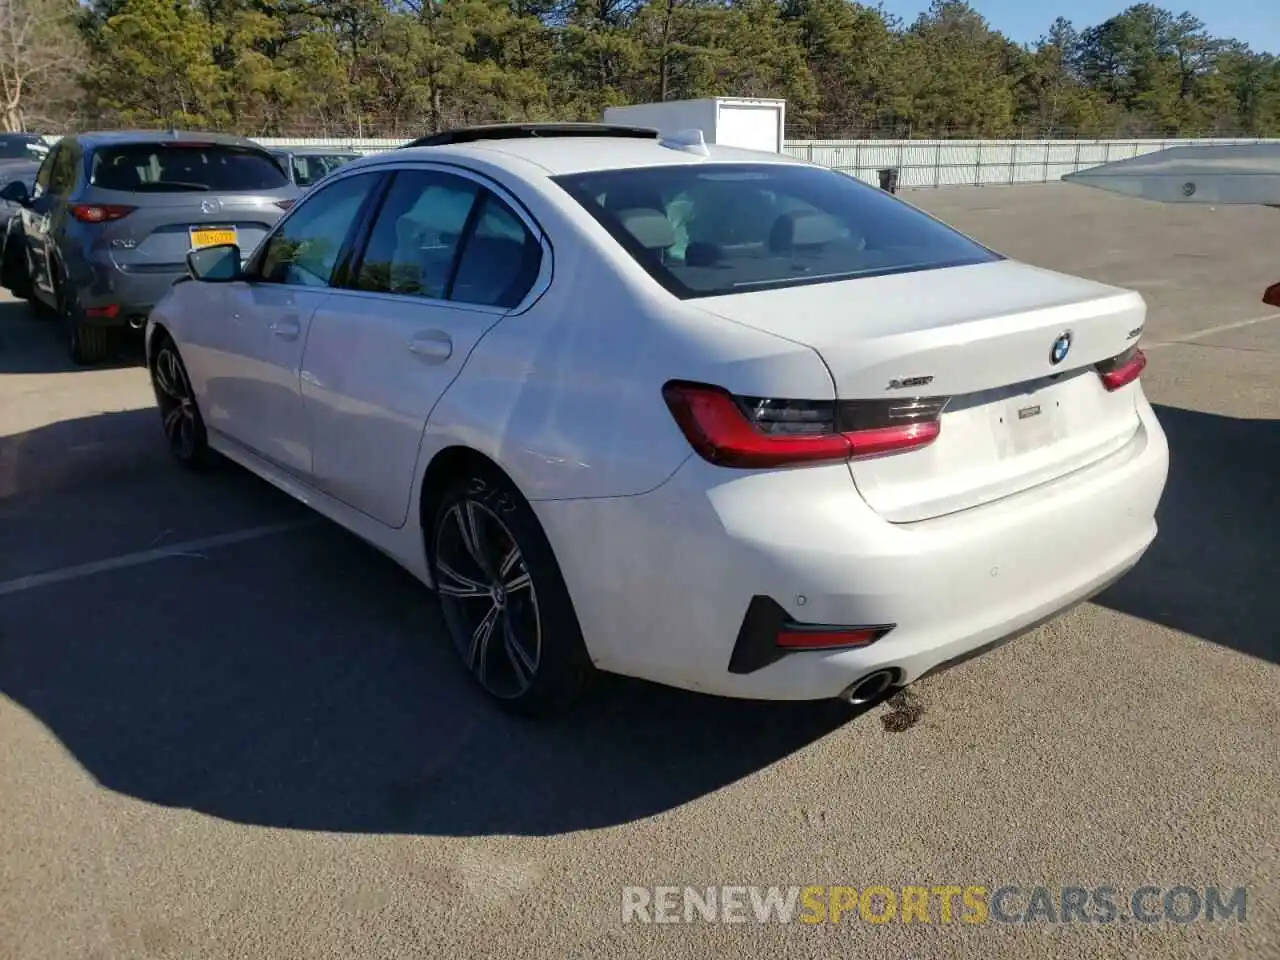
[770, 210, 842, 250]
[616, 208, 676, 250]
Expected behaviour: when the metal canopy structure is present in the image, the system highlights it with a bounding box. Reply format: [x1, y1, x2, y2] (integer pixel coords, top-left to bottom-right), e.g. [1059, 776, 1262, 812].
[1063, 142, 1280, 206]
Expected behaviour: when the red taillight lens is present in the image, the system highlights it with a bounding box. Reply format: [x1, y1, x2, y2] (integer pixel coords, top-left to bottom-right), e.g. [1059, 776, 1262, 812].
[275, 199, 296, 211]
[661, 381, 945, 469]
[776, 626, 889, 650]
[69, 203, 136, 223]
[1096, 346, 1147, 391]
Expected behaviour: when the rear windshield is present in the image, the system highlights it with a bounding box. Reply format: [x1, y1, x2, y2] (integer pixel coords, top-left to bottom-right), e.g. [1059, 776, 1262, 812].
[552, 163, 1000, 298]
[88, 143, 289, 193]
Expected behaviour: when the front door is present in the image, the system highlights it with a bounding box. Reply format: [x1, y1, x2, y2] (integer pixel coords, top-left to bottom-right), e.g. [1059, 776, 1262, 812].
[199, 170, 384, 476]
[300, 167, 546, 526]
[21, 143, 75, 308]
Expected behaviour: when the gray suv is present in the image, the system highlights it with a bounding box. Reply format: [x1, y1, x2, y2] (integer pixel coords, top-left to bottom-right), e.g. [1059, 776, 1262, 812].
[0, 130, 300, 364]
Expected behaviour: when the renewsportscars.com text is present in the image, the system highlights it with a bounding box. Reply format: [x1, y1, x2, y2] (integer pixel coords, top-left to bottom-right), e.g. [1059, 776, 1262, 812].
[621, 885, 1248, 925]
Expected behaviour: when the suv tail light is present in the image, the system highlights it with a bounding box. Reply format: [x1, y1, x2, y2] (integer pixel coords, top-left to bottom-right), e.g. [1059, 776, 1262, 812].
[275, 199, 296, 211]
[1095, 346, 1147, 391]
[661, 381, 946, 468]
[69, 203, 136, 223]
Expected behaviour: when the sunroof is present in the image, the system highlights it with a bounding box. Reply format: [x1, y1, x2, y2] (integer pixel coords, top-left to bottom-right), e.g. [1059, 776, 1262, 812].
[402, 123, 660, 148]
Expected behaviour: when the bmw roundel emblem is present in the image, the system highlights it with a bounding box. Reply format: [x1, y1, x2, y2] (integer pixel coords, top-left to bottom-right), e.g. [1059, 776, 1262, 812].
[1050, 331, 1073, 365]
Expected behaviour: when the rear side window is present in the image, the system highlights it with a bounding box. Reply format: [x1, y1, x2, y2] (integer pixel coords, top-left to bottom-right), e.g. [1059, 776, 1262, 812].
[88, 143, 289, 193]
[552, 163, 1000, 299]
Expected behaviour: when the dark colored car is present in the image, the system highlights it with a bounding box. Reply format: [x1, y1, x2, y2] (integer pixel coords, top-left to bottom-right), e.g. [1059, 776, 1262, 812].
[269, 147, 362, 189]
[0, 130, 300, 364]
[0, 133, 44, 160]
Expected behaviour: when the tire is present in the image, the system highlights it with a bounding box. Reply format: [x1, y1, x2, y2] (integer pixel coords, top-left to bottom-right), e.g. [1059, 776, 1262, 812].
[69, 321, 111, 366]
[149, 333, 213, 470]
[56, 274, 113, 366]
[429, 466, 594, 717]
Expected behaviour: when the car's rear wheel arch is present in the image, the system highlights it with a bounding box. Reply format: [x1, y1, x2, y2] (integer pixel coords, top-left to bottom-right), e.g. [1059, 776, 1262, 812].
[419, 445, 595, 715]
[419, 446, 517, 543]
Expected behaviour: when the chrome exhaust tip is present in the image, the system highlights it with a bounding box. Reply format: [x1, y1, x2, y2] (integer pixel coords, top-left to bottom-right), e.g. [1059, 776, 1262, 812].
[841, 669, 896, 706]
[128, 316, 146, 330]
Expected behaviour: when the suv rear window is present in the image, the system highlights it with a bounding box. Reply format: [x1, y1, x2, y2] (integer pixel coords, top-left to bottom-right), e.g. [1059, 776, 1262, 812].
[552, 163, 1000, 298]
[88, 143, 289, 192]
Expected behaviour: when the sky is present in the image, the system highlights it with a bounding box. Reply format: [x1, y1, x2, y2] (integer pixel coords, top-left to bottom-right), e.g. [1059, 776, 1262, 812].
[878, 0, 1280, 55]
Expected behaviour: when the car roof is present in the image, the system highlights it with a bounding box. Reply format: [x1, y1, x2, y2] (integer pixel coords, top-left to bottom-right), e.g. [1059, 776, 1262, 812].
[384, 129, 803, 177]
[67, 130, 265, 149]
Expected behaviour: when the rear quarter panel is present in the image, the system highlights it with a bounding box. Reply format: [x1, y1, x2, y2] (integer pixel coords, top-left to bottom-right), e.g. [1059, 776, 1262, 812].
[416, 153, 837, 501]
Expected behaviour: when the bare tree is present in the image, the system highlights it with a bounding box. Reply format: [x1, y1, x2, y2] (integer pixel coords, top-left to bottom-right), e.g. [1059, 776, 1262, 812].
[0, 0, 81, 131]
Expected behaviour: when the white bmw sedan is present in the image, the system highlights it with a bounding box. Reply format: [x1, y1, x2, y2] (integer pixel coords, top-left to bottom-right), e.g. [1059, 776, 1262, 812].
[146, 123, 1169, 715]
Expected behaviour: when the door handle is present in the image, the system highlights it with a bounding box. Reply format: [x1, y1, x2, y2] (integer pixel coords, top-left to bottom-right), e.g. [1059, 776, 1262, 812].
[270, 317, 301, 340]
[407, 331, 452, 361]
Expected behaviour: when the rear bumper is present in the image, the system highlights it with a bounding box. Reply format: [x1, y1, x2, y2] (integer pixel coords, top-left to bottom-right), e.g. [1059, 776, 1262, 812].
[76, 260, 185, 327]
[535, 395, 1170, 701]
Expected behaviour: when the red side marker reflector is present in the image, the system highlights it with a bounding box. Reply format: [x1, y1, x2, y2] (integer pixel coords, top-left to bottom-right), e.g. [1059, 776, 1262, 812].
[776, 628, 884, 650]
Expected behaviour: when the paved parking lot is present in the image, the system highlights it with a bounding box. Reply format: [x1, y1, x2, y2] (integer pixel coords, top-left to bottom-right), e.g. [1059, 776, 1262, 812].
[1, 182, 1277, 960]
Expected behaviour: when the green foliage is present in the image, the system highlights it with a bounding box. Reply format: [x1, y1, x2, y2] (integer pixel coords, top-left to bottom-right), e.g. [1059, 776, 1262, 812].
[33, 0, 1280, 137]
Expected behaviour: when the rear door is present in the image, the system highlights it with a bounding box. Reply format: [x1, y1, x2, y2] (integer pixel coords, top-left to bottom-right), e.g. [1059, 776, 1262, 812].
[300, 164, 546, 527]
[78, 140, 297, 280]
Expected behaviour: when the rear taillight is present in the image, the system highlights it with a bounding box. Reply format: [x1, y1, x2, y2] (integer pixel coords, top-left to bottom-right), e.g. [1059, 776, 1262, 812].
[661, 381, 946, 469]
[275, 199, 296, 211]
[69, 203, 135, 223]
[1095, 346, 1147, 391]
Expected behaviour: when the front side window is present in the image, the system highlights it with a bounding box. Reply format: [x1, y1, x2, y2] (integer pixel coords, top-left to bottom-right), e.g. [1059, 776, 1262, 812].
[33, 149, 56, 195]
[88, 143, 290, 193]
[256, 172, 380, 287]
[552, 163, 1001, 299]
[353, 170, 479, 299]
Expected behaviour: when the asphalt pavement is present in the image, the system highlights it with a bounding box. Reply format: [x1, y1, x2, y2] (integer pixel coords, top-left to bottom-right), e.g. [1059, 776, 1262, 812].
[0, 183, 1277, 960]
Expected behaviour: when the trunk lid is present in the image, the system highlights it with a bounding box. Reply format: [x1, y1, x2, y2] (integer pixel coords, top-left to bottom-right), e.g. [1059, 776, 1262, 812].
[696, 260, 1147, 522]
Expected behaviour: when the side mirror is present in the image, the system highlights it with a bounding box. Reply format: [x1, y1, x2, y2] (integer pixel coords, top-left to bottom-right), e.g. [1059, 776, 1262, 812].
[0, 180, 30, 205]
[186, 243, 243, 282]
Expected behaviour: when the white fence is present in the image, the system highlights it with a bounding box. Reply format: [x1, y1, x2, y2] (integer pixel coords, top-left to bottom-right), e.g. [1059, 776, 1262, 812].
[254, 135, 1280, 189]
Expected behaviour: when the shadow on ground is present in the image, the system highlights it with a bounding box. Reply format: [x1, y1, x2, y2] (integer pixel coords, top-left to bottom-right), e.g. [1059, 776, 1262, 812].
[0, 298, 143, 373]
[0, 401, 1272, 840]
[1095, 403, 1279, 667]
[0, 408, 858, 838]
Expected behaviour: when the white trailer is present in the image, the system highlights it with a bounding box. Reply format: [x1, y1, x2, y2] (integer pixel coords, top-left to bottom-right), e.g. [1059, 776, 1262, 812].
[602, 98, 786, 153]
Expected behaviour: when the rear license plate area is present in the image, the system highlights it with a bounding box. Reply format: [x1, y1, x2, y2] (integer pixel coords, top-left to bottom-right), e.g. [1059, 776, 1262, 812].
[996, 385, 1067, 456]
[190, 226, 237, 250]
